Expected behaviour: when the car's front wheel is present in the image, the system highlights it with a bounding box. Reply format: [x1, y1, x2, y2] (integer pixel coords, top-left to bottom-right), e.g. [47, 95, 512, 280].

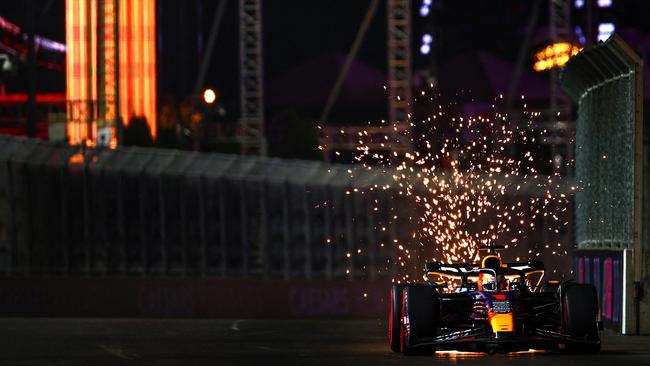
[388, 284, 404, 353]
[563, 283, 601, 353]
[400, 284, 437, 356]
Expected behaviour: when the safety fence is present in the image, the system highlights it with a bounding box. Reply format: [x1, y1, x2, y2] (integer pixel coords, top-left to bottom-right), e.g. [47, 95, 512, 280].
[0, 134, 573, 279]
[0, 135, 409, 279]
[561, 34, 645, 251]
[561, 34, 647, 334]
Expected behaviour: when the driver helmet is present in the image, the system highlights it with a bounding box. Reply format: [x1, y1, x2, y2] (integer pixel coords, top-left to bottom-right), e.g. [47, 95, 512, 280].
[480, 273, 497, 291]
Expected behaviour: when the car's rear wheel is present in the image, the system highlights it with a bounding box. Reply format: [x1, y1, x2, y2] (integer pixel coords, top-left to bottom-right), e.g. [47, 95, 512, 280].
[563, 284, 600, 353]
[388, 284, 404, 353]
[400, 284, 437, 356]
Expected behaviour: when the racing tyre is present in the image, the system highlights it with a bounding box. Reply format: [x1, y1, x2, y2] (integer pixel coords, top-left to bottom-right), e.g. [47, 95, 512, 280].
[563, 284, 600, 353]
[389, 284, 405, 352]
[400, 284, 437, 356]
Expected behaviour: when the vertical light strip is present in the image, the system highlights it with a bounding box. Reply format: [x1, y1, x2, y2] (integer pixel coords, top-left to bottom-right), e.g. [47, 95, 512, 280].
[142, 0, 151, 137]
[65, 0, 75, 143]
[148, 0, 157, 138]
[66, 0, 89, 145]
[118, 0, 128, 127]
[140, 0, 148, 123]
[79, 0, 87, 143]
[133, 0, 142, 119]
[104, 0, 117, 146]
[90, 0, 98, 143]
[113, 0, 157, 138]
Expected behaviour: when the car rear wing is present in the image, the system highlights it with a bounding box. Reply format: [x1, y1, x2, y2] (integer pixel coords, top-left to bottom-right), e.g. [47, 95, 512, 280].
[424, 260, 545, 278]
[506, 260, 545, 275]
[424, 262, 476, 279]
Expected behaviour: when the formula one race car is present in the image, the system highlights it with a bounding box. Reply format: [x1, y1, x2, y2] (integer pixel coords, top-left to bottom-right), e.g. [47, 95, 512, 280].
[388, 246, 601, 355]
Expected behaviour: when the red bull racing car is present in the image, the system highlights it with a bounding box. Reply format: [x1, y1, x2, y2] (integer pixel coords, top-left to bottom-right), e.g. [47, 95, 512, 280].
[388, 246, 601, 355]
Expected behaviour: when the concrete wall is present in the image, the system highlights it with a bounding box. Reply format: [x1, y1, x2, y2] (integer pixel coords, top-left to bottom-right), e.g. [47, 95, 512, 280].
[0, 277, 391, 319]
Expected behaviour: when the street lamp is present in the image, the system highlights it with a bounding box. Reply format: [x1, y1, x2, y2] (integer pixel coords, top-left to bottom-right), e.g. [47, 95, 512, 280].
[203, 88, 217, 104]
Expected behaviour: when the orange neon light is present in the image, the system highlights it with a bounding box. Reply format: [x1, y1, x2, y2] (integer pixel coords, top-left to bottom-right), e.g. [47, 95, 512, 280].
[90, 0, 98, 141]
[66, 0, 157, 144]
[533, 42, 582, 72]
[117, 0, 157, 138]
[104, 0, 118, 147]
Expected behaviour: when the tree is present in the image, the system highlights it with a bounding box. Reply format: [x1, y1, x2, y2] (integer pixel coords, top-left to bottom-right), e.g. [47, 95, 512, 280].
[122, 116, 153, 147]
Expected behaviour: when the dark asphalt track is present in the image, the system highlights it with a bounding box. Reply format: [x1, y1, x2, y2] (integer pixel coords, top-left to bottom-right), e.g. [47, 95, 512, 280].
[1, 318, 649, 366]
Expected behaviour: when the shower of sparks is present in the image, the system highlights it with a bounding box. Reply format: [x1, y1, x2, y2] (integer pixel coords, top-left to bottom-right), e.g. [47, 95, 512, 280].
[319, 91, 573, 281]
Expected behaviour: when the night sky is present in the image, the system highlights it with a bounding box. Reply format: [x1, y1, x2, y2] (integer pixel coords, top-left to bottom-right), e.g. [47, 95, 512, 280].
[1, 0, 649, 113]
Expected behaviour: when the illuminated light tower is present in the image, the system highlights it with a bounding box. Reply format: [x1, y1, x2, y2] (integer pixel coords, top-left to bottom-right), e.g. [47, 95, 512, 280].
[415, 0, 439, 92]
[420, 33, 432, 55]
[65, 0, 157, 146]
[574, 0, 615, 45]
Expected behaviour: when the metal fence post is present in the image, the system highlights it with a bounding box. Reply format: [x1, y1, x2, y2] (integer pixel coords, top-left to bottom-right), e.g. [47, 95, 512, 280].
[217, 179, 228, 277]
[366, 190, 377, 280]
[259, 180, 268, 278]
[239, 182, 248, 277]
[198, 174, 207, 276]
[281, 181, 290, 279]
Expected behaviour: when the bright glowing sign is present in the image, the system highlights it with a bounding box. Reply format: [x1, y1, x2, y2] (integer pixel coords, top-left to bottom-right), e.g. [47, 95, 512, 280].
[533, 42, 582, 72]
[66, 0, 157, 145]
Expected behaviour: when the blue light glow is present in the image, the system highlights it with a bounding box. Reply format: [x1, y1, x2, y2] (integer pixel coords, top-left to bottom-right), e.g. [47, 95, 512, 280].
[597, 22, 615, 42]
[420, 44, 431, 55]
[574, 26, 586, 45]
[597, 0, 612, 7]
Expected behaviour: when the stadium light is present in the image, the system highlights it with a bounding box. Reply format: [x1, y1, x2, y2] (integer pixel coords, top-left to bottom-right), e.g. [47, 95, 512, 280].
[203, 88, 217, 104]
[574, 26, 586, 45]
[597, 23, 615, 42]
[597, 0, 612, 8]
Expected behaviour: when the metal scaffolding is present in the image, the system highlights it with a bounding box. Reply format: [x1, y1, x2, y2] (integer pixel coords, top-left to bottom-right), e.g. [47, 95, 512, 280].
[548, 0, 573, 174]
[238, 0, 266, 155]
[319, 0, 413, 161]
[386, 0, 413, 153]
